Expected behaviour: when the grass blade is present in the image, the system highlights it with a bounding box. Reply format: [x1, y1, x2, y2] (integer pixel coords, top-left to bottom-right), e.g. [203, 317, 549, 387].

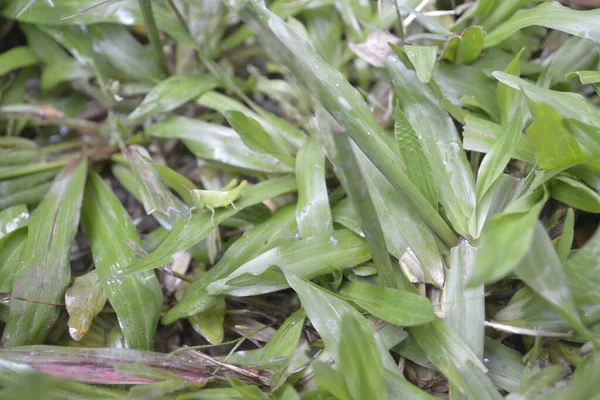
[2, 158, 87, 347]
[468, 187, 548, 286]
[403, 45, 437, 83]
[163, 204, 298, 323]
[565, 225, 600, 307]
[388, 58, 476, 237]
[338, 281, 435, 326]
[484, 2, 600, 48]
[111, 176, 298, 278]
[128, 75, 217, 121]
[239, 0, 456, 247]
[207, 229, 370, 296]
[82, 173, 162, 349]
[295, 136, 332, 237]
[64, 269, 107, 341]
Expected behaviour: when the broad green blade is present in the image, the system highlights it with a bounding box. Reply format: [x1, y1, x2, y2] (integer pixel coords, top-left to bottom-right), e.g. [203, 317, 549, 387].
[0, 229, 27, 292]
[463, 115, 535, 163]
[493, 72, 600, 129]
[497, 48, 524, 126]
[394, 105, 438, 209]
[526, 102, 588, 169]
[484, 2, 600, 48]
[283, 271, 395, 369]
[2, 158, 87, 347]
[556, 352, 600, 400]
[0, 204, 28, 241]
[403, 45, 437, 83]
[388, 58, 476, 237]
[146, 116, 294, 174]
[255, 309, 305, 362]
[163, 204, 298, 323]
[556, 208, 575, 263]
[468, 187, 548, 286]
[550, 175, 600, 213]
[484, 338, 524, 393]
[315, 109, 406, 289]
[64, 269, 107, 341]
[444, 241, 484, 358]
[476, 109, 523, 202]
[129, 75, 218, 121]
[86, 24, 163, 83]
[0, 46, 38, 77]
[238, 0, 456, 247]
[188, 296, 225, 345]
[82, 173, 162, 350]
[112, 176, 298, 277]
[207, 229, 370, 296]
[515, 222, 593, 343]
[338, 281, 435, 326]
[20, 23, 70, 64]
[409, 319, 501, 399]
[569, 70, 600, 84]
[295, 136, 332, 238]
[338, 315, 387, 400]
[565, 225, 600, 307]
[225, 110, 294, 166]
[2, 0, 195, 47]
[442, 26, 485, 65]
[124, 145, 188, 225]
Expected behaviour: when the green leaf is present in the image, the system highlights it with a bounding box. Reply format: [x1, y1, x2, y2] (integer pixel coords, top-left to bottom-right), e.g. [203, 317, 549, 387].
[259, 309, 306, 362]
[0, 204, 28, 241]
[539, 36, 598, 89]
[2, 158, 87, 347]
[315, 109, 407, 290]
[463, 115, 535, 164]
[225, 111, 294, 166]
[444, 241, 485, 359]
[443, 26, 486, 65]
[239, 0, 456, 247]
[493, 72, 600, 130]
[394, 105, 438, 209]
[484, 338, 524, 393]
[338, 315, 387, 400]
[146, 116, 294, 173]
[565, 225, 600, 307]
[484, 2, 600, 48]
[497, 48, 524, 125]
[403, 45, 437, 83]
[282, 271, 395, 369]
[476, 109, 523, 202]
[295, 136, 332, 238]
[556, 208, 575, 264]
[409, 319, 501, 399]
[112, 176, 298, 278]
[124, 145, 188, 225]
[2, 0, 195, 48]
[550, 175, 600, 213]
[338, 281, 435, 326]
[0, 46, 38, 77]
[207, 229, 370, 296]
[188, 296, 225, 345]
[515, 222, 595, 343]
[163, 204, 298, 323]
[86, 24, 163, 83]
[469, 187, 549, 286]
[526, 102, 588, 169]
[82, 173, 162, 350]
[40, 59, 94, 92]
[0, 229, 27, 292]
[64, 269, 107, 341]
[388, 58, 476, 237]
[129, 75, 218, 121]
[568, 70, 600, 84]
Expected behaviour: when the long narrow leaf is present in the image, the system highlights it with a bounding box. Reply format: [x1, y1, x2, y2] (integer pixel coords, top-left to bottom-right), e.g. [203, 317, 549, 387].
[2, 158, 87, 347]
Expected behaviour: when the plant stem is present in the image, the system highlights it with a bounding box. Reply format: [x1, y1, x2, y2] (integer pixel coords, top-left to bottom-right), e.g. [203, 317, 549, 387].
[137, 0, 168, 77]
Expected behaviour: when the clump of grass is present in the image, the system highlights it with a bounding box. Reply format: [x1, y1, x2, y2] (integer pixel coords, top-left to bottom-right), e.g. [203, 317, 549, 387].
[0, 0, 599, 398]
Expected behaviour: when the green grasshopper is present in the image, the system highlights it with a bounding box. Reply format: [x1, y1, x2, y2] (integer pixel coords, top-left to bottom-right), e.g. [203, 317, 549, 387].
[188, 179, 248, 225]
